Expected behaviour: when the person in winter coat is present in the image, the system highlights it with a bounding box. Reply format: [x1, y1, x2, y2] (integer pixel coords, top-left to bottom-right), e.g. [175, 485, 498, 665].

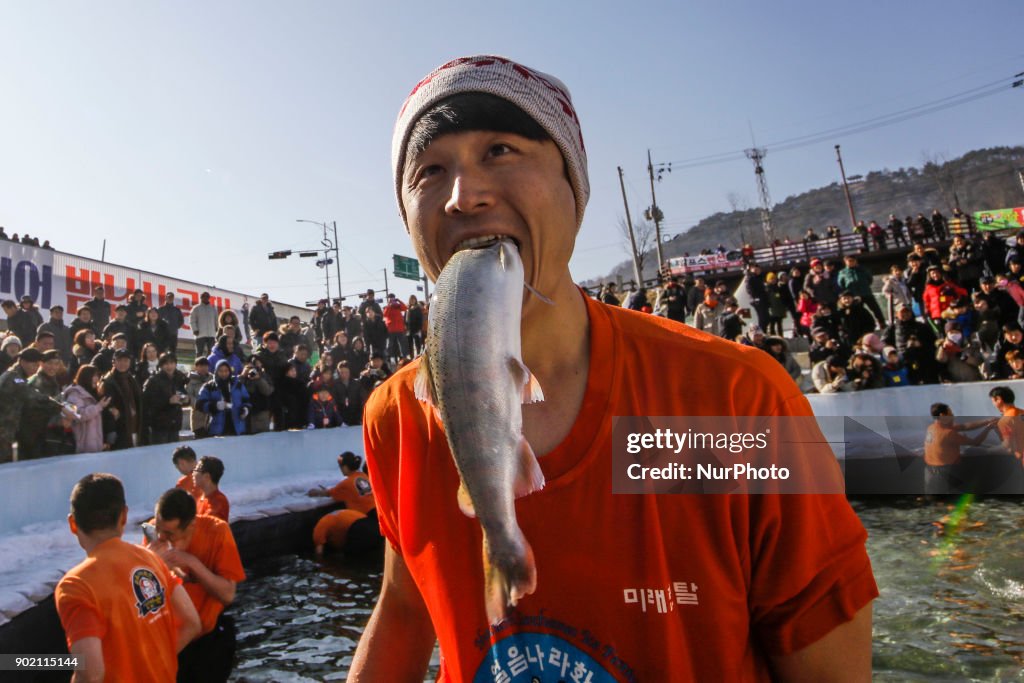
[837, 255, 885, 327]
[135, 308, 172, 355]
[157, 292, 185, 353]
[69, 306, 99, 341]
[360, 308, 389, 359]
[248, 294, 278, 346]
[922, 266, 968, 325]
[207, 335, 244, 377]
[333, 361, 367, 426]
[882, 304, 937, 354]
[142, 352, 188, 445]
[102, 306, 135, 350]
[186, 357, 213, 438]
[881, 264, 913, 315]
[100, 349, 143, 450]
[903, 334, 941, 385]
[276, 363, 310, 430]
[0, 335, 20, 374]
[307, 384, 342, 429]
[811, 355, 853, 394]
[848, 352, 885, 391]
[62, 365, 111, 453]
[382, 294, 409, 363]
[765, 274, 788, 336]
[693, 289, 723, 337]
[836, 291, 876, 347]
[744, 263, 769, 330]
[134, 342, 161, 389]
[196, 359, 251, 436]
[764, 336, 803, 386]
[796, 291, 818, 338]
[658, 278, 687, 323]
[326, 331, 353, 366]
[802, 258, 838, 308]
[935, 321, 983, 383]
[880, 347, 910, 387]
[9, 295, 44, 345]
[37, 305, 72, 364]
[347, 336, 370, 373]
[241, 360, 274, 433]
[188, 291, 219, 357]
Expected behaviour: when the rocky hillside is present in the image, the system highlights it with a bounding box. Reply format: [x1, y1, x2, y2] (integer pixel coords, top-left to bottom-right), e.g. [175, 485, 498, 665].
[593, 145, 1024, 284]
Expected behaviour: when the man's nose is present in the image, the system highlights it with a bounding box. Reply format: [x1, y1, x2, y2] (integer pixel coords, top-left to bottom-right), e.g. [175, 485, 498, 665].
[445, 169, 494, 215]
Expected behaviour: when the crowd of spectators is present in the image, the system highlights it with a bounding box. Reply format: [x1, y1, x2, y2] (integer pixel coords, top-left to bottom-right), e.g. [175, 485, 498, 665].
[0, 282, 429, 461]
[595, 225, 1023, 396]
[0, 225, 55, 250]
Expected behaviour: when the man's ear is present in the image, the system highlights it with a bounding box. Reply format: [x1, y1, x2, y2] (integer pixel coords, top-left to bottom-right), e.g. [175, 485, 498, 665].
[67, 513, 78, 537]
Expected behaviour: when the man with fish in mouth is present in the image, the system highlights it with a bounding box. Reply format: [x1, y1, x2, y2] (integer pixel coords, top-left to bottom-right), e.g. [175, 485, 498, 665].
[351, 56, 877, 682]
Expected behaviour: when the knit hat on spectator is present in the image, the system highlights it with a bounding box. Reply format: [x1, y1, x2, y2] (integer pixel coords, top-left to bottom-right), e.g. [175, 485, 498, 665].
[1, 335, 22, 352]
[392, 55, 589, 228]
[18, 348, 43, 362]
[882, 346, 898, 360]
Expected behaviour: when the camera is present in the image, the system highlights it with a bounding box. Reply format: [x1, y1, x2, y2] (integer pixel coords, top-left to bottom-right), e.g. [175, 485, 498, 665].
[247, 370, 259, 379]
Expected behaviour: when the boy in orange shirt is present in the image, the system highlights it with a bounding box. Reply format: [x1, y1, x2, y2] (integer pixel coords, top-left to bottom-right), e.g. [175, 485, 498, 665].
[351, 56, 878, 682]
[172, 445, 201, 501]
[193, 455, 230, 522]
[153, 487, 245, 683]
[55, 474, 200, 683]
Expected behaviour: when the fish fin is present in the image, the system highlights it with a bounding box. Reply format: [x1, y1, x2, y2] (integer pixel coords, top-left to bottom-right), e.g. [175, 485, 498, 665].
[413, 352, 436, 406]
[523, 282, 554, 305]
[457, 481, 476, 518]
[509, 358, 545, 404]
[483, 533, 537, 626]
[514, 436, 545, 498]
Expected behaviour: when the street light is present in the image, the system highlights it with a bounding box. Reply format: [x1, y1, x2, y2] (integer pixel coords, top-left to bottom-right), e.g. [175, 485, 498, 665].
[296, 219, 342, 302]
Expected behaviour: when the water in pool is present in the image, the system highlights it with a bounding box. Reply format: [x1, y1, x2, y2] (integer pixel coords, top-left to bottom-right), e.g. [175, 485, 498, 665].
[231, 497, 1024, 682]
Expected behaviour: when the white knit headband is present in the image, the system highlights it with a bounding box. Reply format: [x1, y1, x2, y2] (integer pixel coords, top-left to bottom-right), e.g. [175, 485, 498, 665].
[391, 55, 589, 228]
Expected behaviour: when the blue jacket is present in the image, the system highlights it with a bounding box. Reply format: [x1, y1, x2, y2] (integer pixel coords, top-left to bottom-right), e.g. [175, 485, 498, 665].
[207, 348, 243, 377]
[197, 365, 251, 436]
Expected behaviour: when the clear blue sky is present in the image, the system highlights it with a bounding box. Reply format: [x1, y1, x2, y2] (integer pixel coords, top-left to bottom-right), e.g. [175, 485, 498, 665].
[1, 1, 1021, 307]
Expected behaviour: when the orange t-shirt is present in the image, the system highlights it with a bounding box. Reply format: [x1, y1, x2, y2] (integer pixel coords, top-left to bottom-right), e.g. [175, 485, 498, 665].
[923, 423, 972, 466]
[312, 509, 367, 549]
[176, 474, 201, 501]
[327, 472, 376, 514]
[55, 537, 182, 682]
[365, 293, 878, 682]
[997, 406, 1024, 461]
[180, 515, 245, 634]
[196, 489, 230, 522]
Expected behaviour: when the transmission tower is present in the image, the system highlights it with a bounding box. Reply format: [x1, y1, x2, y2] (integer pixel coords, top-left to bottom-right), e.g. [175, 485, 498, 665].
[745, 147, 776, 247]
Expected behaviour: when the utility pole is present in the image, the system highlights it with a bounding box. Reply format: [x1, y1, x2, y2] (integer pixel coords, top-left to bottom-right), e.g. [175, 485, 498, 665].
[381, 268, 390, 300]
[744, 147, 776, 254]
[422, 272, 430, 301]
[617, 166, 643, 284]
[332, 221, 342, 303]
[1018, 167, 1024, 196]
[646, 149, 665, 274]
[835, 145, 858, 232]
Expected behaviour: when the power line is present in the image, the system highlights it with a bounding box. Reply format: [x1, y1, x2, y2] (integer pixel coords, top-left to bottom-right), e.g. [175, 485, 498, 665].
[655, 74, 1019, 172]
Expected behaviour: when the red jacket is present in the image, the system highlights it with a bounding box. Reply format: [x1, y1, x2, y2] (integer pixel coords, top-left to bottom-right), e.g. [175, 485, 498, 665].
[923, 280, 967, 320]
[382, 300, 407, 334]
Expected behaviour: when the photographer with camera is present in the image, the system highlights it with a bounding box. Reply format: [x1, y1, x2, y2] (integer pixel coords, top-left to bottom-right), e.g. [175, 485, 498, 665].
[240, 359, 274, 433]
[812, 354, 853, 394]
[358, 352, 392, 395]
[142, 352, 189, 445]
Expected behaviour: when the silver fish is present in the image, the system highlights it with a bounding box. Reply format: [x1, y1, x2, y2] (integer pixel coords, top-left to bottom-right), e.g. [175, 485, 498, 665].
[415, 237, 545, 625]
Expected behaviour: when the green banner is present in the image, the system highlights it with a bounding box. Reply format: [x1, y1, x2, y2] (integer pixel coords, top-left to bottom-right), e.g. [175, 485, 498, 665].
[974, 207, 1024, 231]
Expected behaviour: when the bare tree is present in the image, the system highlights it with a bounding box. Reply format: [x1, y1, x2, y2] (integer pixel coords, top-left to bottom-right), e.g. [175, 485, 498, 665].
[618, 216, 657, 281]
[921, 151, 962, 211]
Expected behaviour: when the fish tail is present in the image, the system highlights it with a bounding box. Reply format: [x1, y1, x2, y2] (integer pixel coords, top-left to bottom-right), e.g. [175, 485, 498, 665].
[483, 530, 537, 626]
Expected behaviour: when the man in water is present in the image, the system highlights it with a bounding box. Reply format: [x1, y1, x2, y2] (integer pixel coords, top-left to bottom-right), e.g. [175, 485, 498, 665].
[923, 403, 995, 495]
[153, 487, 244, 683]
[989, 386, 1024, 467]
[352, 56, 877, 681]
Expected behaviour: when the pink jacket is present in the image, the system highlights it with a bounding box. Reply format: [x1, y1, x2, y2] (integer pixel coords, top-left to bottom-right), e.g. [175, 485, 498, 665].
[62, 385, 105, 454]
